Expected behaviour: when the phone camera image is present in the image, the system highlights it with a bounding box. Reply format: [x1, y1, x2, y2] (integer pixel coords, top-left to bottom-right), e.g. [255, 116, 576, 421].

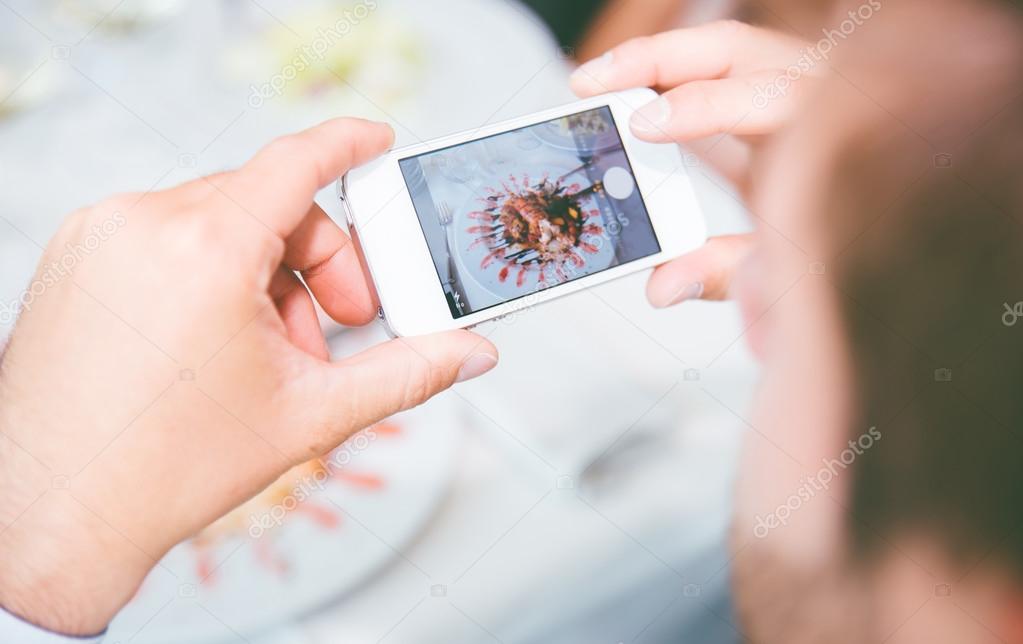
[399, 106, 661, 319]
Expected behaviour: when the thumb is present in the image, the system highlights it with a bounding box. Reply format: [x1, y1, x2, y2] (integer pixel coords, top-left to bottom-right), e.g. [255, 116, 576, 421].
[320, 330, 498, 435]
[647, 234, 755, 307]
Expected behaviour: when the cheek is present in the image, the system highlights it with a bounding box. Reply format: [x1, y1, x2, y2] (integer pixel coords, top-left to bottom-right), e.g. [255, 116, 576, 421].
[733, 281, 855, 562]
[735, 275, 768, 361]
[732, 240, 811, 364]
[733, 253, 772, 362]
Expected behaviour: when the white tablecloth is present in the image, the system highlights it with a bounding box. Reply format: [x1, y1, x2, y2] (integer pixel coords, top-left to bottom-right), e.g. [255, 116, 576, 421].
[0, 1, 755, 641]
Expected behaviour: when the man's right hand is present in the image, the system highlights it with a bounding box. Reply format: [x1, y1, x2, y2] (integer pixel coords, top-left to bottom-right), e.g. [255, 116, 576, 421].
[0, 118, 498, 637]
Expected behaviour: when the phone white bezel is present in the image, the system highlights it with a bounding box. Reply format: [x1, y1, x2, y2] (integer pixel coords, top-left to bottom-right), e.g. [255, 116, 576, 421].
[339, 88, 706, 336]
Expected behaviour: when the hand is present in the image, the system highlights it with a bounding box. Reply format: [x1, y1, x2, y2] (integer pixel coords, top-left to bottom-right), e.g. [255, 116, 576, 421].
[0, 118, 498, 636]
[570, 21, 815, 305]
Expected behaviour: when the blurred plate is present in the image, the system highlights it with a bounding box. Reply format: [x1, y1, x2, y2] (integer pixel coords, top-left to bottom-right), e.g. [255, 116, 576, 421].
[528, 115, 622, 154]
[106, 395, 460, 644]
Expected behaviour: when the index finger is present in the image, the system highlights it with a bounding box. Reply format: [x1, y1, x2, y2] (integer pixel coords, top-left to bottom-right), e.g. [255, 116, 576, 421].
[283, 203, 378, 326]
[220, 118, 394, 238]
[569, 21, 807, 97]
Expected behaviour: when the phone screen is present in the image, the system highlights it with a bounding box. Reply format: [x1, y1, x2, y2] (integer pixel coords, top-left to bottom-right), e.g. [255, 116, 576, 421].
[399, 106, 660, 319]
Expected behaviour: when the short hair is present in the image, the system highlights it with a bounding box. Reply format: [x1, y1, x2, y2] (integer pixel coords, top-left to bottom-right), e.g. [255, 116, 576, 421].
[828, 2, 1023, 575]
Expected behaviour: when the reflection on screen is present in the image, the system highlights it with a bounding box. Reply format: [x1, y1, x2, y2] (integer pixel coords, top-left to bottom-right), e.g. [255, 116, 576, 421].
[399, 106, 660, 319]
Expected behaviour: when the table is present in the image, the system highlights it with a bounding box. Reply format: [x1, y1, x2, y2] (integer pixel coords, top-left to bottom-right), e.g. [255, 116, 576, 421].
[0, 1, 756, 641]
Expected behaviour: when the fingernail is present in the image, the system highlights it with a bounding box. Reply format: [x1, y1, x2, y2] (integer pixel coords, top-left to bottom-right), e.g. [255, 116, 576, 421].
[657, 282, 704, 308]
[455, 353, 498, 383]
[570, 51, 613, 87]
[631, 96, 671, 136]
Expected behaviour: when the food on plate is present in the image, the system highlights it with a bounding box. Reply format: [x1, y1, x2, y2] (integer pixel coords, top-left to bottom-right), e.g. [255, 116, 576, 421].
[466, 174, 606, 287]
[189, 422, 401, 582]
[500, 179, 587, 259]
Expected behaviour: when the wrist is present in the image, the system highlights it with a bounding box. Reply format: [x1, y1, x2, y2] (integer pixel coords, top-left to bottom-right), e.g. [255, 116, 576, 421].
[0, 436, 151, 637]
[0, 371, 152, 635]
[0, 491, 143, 636]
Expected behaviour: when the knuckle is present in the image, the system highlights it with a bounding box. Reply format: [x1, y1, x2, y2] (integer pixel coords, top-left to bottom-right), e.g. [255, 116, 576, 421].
[55, 207, 92, 242]
[647, 29, 682, 58]
[715, 20, 748, 68]
[163, 199, 281, 287]
[167, 209, 212, 246]
[89, 193, 141, 228]
[713, 19, 747, 39]
[615, 35, 653, 63]
[399, 361, 445, 410]
[681, 81, 718, 115]
[185, 172, 236, 205]
[300, 426, 342, 462]
[293, 373, 355, 460]
[616, 35, 646, 55]
[706, 236, 734, 269]
[95, 192, 140, 214]
[257, 231, 286, 271]
[266, 135, 321, 175]
[263, 134, 324, 190]
[155, 209, 222, 268]
[690, 82, 727, 132]
[201, 171, 234, 191]
[265, 135, 309, 163]
[58, 193, 135, 237]
[51, 194, 135, 254]
[400, 367, 430, 409]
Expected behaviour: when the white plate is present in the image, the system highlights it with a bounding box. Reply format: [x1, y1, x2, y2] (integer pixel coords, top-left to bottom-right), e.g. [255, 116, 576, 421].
[528, 117, 623, 154]
[106, 394, 459, 644]
[450, 164, 615, 302]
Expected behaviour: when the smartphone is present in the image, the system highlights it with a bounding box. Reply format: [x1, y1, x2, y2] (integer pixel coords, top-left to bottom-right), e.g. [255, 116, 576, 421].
[338, 88, 706, 336]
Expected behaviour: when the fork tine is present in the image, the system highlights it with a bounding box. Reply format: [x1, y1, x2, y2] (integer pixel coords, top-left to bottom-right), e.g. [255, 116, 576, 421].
[437, 201, 452, 225]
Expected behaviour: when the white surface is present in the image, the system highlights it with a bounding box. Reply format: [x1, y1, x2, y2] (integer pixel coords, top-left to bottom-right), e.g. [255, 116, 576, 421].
[105, 388, 459, 644]
[0, 605, 104, 644]
[0, 1, 756, 642]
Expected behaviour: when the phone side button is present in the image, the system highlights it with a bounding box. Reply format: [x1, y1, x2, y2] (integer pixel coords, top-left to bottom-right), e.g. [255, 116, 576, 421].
[341, 200, 356, 229]
[337, 175, 356, 228]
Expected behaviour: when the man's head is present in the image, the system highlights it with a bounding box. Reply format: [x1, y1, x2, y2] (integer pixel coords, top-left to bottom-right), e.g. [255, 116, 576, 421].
[731, 1, 1023, 642]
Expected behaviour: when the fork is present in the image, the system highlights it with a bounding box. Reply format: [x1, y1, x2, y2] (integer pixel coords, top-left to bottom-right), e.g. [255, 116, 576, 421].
[436, 201, 467, 313]
[437, 201, 454, 228]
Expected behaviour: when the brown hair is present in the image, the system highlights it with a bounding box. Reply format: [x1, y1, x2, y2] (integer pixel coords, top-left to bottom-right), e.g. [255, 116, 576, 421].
[826, 1, 1023, 575]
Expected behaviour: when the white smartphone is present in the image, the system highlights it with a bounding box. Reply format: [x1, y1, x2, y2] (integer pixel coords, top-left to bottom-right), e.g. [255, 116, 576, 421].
[338, 88, 706, 336]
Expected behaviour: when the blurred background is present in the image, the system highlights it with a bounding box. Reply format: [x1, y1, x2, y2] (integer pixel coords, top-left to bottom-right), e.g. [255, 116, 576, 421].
[0, 1, 760, 642]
